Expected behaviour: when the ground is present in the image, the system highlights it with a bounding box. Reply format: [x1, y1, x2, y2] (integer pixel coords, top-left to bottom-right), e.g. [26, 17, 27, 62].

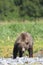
[0, 57, 43, 65]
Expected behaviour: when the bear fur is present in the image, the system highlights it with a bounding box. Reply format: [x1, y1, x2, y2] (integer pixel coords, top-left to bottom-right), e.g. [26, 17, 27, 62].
[13, 32, 33, 59]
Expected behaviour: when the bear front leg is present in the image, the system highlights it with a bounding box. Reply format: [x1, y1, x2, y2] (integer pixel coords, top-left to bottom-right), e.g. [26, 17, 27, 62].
[19, 48, 23, 57]
[13, 45, 18, 59]
[28, 47, 33, 57]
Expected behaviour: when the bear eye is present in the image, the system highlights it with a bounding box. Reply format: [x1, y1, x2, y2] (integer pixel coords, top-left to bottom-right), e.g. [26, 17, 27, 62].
[26, 42, 28, 45]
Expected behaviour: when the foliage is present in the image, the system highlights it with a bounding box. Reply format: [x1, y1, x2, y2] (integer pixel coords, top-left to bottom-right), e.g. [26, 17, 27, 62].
[0, 0, 43, 20]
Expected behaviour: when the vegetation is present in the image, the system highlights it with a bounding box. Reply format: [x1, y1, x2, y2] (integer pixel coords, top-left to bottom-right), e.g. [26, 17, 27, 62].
[0, 21, 43, 57]
[0, 0, 43, 58]
[0, 0, 43, 20]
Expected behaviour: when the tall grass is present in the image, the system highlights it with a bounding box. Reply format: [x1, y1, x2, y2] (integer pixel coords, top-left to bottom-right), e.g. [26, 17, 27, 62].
[0, 22, 43, 57]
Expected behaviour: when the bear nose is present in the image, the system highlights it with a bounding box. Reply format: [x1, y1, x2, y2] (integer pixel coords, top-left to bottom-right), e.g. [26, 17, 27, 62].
[22, 48, 25, 53]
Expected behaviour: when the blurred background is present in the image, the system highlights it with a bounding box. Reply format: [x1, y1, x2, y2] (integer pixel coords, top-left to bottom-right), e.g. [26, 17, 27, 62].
[0, 0, 43, 21]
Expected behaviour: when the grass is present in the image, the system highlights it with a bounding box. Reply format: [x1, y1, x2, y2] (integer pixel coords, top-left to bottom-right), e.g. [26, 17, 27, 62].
[0, 21, 43, 57]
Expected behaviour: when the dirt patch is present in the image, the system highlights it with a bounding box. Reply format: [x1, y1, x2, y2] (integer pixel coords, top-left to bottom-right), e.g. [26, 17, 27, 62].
[34, 50, 43, 58]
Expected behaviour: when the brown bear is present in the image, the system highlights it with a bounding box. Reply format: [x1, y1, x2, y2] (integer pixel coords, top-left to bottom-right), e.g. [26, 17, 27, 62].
[13, 32, 33, 59]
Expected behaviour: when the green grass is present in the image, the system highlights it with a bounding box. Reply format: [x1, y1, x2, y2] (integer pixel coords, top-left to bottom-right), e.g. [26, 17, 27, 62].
[0, 21, 43, 57]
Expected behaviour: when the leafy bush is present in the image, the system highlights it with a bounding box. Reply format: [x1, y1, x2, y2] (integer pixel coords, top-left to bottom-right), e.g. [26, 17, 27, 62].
[0, 0, 43, 20]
